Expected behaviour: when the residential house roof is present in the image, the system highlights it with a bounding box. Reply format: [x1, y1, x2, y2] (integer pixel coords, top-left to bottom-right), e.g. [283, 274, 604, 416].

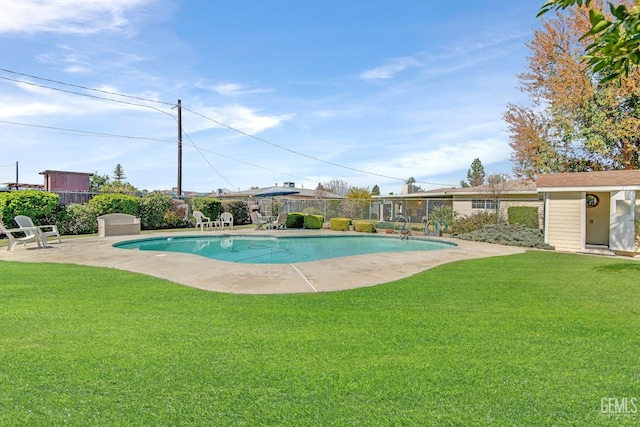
[536, 170, 640, 190]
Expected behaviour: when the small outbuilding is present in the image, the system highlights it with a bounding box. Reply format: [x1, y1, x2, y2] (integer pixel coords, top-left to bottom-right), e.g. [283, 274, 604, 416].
[39, 170, 93, 192]
[537, 170, 640, 256]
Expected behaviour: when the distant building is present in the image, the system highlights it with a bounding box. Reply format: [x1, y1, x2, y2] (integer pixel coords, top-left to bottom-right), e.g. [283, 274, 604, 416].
[39, 170, 93, 192]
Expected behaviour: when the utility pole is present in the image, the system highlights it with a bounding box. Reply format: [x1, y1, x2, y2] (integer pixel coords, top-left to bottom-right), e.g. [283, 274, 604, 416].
[15, 161, 18, 190]
[177, 99, 182, 198]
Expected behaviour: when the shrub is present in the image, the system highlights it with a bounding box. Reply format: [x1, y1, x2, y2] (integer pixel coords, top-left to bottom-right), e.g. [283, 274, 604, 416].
[286, 213, 304, 229]
[304, 214, 323, 229]
[508, 206, 539, 229]
[429, 205, 457, 227]
[138, 193, 172, 230]
[222, 201, 251, 225]
[54, 203, 100, 235]
[457, 224, 554, 250]
[89, 193, 139, 216]
[330, 217, 352, 231]
[0, 190, 60, 227]
[190, 197, 222, 223]
[164, 200, 188, 229]
[354, 221, 376, 233]
[452, 211, 502, 235]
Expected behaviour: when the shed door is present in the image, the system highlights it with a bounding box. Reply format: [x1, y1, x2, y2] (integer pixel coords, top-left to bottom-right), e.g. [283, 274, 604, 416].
[609, 190, 636, 252]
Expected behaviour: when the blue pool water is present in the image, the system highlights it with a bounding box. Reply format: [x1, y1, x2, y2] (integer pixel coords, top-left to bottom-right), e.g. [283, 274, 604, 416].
[114, 235, 456, 264]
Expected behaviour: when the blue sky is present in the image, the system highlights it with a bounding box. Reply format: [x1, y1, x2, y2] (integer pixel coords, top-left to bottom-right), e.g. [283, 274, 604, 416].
[0, 1, 542, 195]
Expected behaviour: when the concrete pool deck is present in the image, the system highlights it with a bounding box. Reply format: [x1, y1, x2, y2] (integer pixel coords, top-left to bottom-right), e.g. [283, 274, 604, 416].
[0, 229, 526, 294]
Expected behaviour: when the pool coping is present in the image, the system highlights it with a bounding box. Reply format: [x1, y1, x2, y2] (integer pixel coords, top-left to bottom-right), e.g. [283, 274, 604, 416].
[0, 229, 526, 294]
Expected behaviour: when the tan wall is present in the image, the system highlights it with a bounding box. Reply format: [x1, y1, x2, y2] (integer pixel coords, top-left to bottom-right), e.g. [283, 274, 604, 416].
[453, 197, 543, 225]
[546, 192, 584, 252]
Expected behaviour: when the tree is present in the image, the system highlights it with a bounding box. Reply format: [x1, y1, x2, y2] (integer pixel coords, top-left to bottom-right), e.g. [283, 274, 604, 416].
[343, 187, 371, 219]
[371, 184, 380, 196]
[90, 172, 110, 192]
[112, 164, 126, 182]
[464, 158, 486, 187]
[539, 0, 640, 81]
[322, 179, 351, 196]
[505, 0, 640, 178]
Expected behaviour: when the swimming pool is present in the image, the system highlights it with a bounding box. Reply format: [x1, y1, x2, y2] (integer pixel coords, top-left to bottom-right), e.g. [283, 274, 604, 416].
[114, 235, 456, 264]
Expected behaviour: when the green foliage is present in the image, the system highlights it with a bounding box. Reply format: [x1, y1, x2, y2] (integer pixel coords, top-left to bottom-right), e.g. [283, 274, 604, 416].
[451, 211, 502, 235]
[465, 158, 486, 187]
[54, 203, 100, 235]
[0, 190, 60, 227]
[429, 205, 457, 225]
[539, 0, 640, 82]
[303, 214, 323, 229]
[138, 193, 173, 230]
[90, 172, 110, 192]
[330, 217, 352, 231]
[89, 193, 140, 216]
[163, 200, 188, 229]
[508, 206, 540, 229]
[222, 200, 250, 225]
[457, 224, 554, 249]
[285, 213, 304, 229]
[354, 221, 376, 233]
[190, 197, 222, 221]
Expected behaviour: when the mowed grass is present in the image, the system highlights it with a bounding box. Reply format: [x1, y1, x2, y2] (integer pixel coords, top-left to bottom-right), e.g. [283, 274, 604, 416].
[1, 252, 639, 426]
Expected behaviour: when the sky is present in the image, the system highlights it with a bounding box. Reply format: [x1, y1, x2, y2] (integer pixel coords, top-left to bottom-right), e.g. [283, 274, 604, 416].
[0, 0, 543, 195]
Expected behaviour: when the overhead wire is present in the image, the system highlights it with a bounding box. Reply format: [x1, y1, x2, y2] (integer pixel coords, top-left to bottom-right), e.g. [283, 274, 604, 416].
[0, 68, 456, 187]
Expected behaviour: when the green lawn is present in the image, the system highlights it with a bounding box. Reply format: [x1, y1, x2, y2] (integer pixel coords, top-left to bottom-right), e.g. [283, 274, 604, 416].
[1, 252, 639, 425]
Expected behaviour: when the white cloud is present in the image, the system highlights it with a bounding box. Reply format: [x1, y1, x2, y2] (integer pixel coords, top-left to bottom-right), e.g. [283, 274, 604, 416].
[0, 0, 156, 35]
[360, 56, 420, 80]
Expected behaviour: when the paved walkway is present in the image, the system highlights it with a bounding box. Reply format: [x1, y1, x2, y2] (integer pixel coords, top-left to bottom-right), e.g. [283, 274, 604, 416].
[0, 230, 525, 294]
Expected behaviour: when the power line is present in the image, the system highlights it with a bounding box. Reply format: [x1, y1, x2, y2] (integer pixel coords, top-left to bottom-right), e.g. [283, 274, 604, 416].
[0, 68, 174, 106]
[181, 127, 238, 190]
[1, 68, 456, 187]
[0, 120, 176, 143]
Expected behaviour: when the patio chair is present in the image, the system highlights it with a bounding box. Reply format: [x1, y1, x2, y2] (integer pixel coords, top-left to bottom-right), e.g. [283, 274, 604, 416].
[274, 213, 288, 229]
[0, 220, 45, 251]
[14, 215, 61, 244]
[193, 211, 214, 231]
[250, 211, 269, 230]
[220, 212, 234, 230]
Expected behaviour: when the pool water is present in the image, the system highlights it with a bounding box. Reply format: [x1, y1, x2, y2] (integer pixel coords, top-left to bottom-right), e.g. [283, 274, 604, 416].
[114, 235, 455, 264]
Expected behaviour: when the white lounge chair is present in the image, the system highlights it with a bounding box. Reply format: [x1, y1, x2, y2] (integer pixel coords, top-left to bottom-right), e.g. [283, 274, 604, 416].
[0, 221, 45, 251]
[220, 212, 234, 230]
[14, 215, 61, 244]
[274, 213, 288, 229]
[193, 211, 218, 231]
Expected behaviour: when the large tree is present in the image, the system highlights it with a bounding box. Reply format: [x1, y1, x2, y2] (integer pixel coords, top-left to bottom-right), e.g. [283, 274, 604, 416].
[505, 0, 640, 178]
[539, 0, 640, 81]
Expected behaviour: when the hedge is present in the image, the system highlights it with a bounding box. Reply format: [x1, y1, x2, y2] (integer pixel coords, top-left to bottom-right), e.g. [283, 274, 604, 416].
[89, 193, 140, 216]
[286, 213, 304, 229]
[303, 214, 323, 229]
[330, 217, 351, 231]
[354, 221, 376, 233]
[190, 197, 222, 223]
[0, 190, 60, 227]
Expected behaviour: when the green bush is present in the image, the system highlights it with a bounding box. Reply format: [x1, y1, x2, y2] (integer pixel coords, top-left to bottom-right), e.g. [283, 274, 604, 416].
[54, 203, 100, 235]
[429, 205, 457, 226]
[89, 193, 140, 216]
[190, 197, 222, 222]
[452, 211, 502, 235]
[508, 206, 539, 229]
[286, 213, 305, 229]
[303, 214, 323, 229]
[222, 201, 250, 225]
[138, 193, 172, 230]
[330, 217, 352, 231]
[0, 190, 60, 227]
[354, 221, 376, 233]
[457, 224, 554, 250]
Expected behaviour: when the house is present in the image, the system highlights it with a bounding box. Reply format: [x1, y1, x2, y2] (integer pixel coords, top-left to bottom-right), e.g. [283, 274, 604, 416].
[537, 170, 640, 256]
[39, 170, 93, 192]
[373, 179, 542, 225]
